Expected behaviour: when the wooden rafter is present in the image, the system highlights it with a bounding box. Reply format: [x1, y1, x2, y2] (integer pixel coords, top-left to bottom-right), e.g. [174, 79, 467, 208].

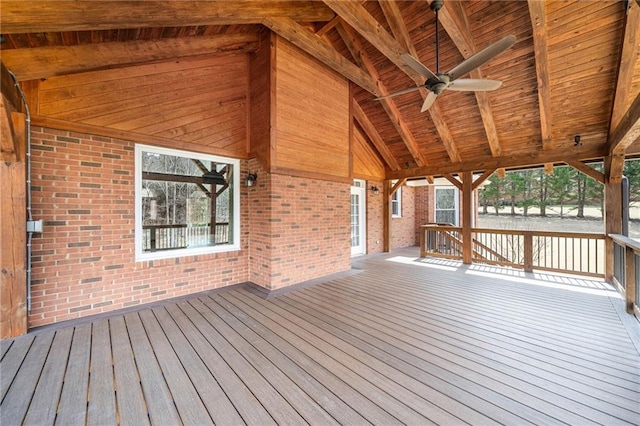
[609, 92, 640, 156]
[262, 17, 380, 96]
[2, 35, 260, 81]
[390, 178, 406, 196]
[322, 0, 424, 82]
[337, 23, 427, 167]
[528, 0, 553, 151]
[388, 144, 606, 179]
[434, 0, 502, 157]
[352, 101, 400, 171]
[565, 160, 605, 184]
[472, 168, 497, 190]
[609, 0, 640, 135]
[442, 174, 462, 190]
[377, 0, 462, 163]
[0, 1, 335, 33]
[315, 16, 341, 37]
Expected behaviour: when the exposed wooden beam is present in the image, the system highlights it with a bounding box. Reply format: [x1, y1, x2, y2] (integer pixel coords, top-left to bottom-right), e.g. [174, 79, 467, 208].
[387, 145, 606, 179]
[442, 174, 462, 190]
[337, 23, 427, 167]
[472, 168, 497, 191]
[390, 178, 406, 196]
[315, 16, 341, 37]
[2, 35, 260, 81]
[322, 0, 423, 82]
[609, 92, 640, 156]
[1, 97, 18, 162]
[610, 0, 640, 134]
[565, 160, 605, 184]
[352, 101, 400, 171]
[376, 1, 462, 163]
[0, 1, 335, 33]
[262, 17, 380, 96]
[1, 63, 21, 113]
[435, 1, 502, 157]
[528, 0, 553, 151]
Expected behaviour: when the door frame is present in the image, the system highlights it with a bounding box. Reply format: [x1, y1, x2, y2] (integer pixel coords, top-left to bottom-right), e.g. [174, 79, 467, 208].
[350, 180, 367, 256]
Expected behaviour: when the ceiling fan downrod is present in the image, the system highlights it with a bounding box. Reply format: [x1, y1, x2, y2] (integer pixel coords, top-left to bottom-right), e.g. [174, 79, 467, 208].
[431, 0, 444, 74]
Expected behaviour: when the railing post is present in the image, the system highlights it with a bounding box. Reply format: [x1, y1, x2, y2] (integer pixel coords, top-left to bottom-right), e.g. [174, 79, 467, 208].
[419, 226, 426, 258]
[625, 246, 636, 314]
[605, 236, 614, 283]
[149, 227, 156, 251]
[523, 232, 533, 272]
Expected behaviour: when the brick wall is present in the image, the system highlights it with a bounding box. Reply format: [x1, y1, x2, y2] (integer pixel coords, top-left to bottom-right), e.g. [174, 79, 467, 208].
[253, 173, 351, 290]
[414, 185, 433, 243]
[366, 180, 384, 255]
[28, 127, 353, 326]
[29, 127, 250, 327]
[391, 186, 417, 249]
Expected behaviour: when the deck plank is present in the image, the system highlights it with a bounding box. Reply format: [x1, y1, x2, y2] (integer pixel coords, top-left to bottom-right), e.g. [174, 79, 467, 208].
[199, 295, 339, 425]
[87, 319, 117, 425]
[208, 295, 369, 425]
[23, 327, 73, 425]
[219, 290, 404, 425]
[109, 315, 150, 426]
[1, 332, 54, 425]
[1, 248, 638, 425]
[124, 312, 182, 425]
[187, 298, 308, 425]
[165, 302, 276, 425]
[0, 334, 34, 400]
[323, 277, 640, 412]
[290, 283, 639, 424]
[138, 309, 213, 425]
[152, 306, 245, 425]
[56, 324, 91, 425]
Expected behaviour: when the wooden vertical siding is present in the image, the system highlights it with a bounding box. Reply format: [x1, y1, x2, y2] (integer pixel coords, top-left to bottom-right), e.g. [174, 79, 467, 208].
[272, 36, 350, 182]
[352, 123, 386, 181]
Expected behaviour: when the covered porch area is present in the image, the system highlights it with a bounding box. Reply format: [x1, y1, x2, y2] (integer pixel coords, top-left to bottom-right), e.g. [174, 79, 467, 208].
[2, 247, 638, 425]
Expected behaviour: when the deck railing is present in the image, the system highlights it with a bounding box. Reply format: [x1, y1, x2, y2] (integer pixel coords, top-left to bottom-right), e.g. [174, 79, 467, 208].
[420, 224, 605, 277]
[143, 223, 229, 251]
[609, 234, 640, 317]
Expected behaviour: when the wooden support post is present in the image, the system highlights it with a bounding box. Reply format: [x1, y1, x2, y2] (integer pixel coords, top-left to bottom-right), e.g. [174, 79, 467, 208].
[383, 180, 391, 253]
[604, 156, 623, 283]
[0, 93, 27, 338]
[625, 246, 636, 314]
[462, 171, 473, 264]
[523, 232, 534, 272]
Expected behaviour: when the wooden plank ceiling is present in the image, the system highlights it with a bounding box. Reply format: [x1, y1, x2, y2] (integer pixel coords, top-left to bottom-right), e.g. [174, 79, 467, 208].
[2, 0, 640, 178]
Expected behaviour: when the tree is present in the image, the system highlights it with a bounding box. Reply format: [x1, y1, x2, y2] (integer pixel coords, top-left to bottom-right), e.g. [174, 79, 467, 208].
[505, 172, 525, 215]
[537, 169, 550, 217]
[520, 169, 538, 216]
[483, 174, 505, 215]
[547, 166, 575, 217]
[624, 159, 640, 204]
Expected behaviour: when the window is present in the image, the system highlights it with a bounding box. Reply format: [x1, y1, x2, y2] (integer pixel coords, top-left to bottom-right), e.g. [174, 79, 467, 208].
[135, 144, 240, 260]
[392, 188, 402, 218]
[435, 187, 458, 225]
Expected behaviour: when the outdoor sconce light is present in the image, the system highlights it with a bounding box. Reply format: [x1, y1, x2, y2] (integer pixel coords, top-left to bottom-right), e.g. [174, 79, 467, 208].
[371, 185, 380, 195]
[246, 173, 258, 187]
[574, 134, 582, 146]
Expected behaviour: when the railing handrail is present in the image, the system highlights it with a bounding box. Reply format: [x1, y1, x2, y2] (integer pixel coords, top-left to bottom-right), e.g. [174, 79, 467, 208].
[609, 234, 640, 253]
[143, 222, 229, 230]
[421, 224, 605, 240]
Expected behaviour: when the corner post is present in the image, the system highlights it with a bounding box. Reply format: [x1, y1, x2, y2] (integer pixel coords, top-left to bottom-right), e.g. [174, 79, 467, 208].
[462, 171, 473, 264]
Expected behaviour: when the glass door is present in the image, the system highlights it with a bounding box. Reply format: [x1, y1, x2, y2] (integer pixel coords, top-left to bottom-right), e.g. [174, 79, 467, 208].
[350, 180, 367, 256]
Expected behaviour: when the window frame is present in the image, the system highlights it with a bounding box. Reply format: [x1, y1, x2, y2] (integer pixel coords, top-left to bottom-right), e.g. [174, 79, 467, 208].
[434, 186, 459, 226]
[391, 188, 402, 218]
[134, 144, 241, 261]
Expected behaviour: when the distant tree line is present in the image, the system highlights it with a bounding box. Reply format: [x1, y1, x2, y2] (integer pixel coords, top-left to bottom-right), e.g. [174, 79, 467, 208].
[479, 159, 640, 218]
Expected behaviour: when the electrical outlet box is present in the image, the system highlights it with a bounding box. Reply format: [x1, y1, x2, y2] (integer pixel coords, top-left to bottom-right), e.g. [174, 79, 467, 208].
[27, 219, 43, 233]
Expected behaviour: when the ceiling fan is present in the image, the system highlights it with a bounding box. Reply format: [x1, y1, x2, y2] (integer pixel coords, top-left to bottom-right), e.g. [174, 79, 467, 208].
[375, 0, 516, 112]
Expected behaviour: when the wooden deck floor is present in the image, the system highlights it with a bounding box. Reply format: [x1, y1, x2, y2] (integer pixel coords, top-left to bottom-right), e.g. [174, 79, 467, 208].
[2, 247, 639, 425]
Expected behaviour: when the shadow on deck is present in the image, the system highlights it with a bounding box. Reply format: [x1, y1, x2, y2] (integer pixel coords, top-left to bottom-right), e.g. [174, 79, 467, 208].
[2, 247, 639, 425]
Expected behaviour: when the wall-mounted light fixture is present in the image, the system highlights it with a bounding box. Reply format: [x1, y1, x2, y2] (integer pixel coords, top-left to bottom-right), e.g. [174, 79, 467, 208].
[246, 173, 258, 187]
[370, 185, 380, 195]
[574, 134, 582, 146]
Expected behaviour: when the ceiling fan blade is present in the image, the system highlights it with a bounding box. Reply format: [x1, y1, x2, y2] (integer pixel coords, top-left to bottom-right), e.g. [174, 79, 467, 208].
[447, 79, 503, 92]
[401, 53, 437, 80]
[448, 35, 516, 81]
[374, 85, 424, 100]
[420, 91, 438, 112]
